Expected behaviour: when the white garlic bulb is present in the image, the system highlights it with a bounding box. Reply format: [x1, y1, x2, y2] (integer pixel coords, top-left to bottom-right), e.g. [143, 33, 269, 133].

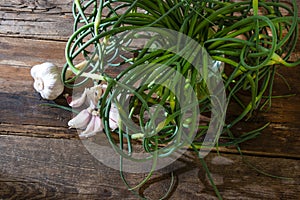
[30, 62, 64, 100]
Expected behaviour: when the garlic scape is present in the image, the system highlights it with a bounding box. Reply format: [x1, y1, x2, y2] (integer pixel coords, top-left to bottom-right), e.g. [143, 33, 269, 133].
[30, 62, 64, 100]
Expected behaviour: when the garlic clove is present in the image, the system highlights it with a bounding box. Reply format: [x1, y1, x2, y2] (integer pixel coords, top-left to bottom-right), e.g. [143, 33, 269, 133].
[68, 109, 91, 129]
[79, 115, 103, 138]
[94, 115, 103, 131]
[79, 119, 95, 138]
[109, 103, 119, 130]
[31, 62, 64, 100]
[69, 88, 87, 108]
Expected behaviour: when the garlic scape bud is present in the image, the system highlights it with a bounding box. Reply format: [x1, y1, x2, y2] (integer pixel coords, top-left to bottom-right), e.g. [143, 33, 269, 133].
[30, 62, 64, 100]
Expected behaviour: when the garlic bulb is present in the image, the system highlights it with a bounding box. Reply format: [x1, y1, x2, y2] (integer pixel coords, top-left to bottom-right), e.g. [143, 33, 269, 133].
[30, 62, 64, 100]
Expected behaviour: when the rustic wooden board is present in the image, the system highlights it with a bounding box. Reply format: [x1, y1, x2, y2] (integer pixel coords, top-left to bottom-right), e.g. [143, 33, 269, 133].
[0, 135, 299, 200]
[0, 0, 73, 40]
[1, 1, 300, 199]
[0, 37, 66, 68]
[1, 0, 300, 41]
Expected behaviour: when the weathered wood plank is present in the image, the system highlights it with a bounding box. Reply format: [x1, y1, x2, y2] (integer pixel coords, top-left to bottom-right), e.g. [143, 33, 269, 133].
[0, 135, 299, 199]
[1, 0, 300, 41]
[0, 37, 66, 68]
[0, 0, 72, 13]
[0, 91, 73, 129]
[0, 0, 73, 40]
[0, 123, 76, 139]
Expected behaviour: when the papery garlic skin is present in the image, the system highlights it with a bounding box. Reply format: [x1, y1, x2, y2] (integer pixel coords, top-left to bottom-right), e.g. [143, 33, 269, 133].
[31, 62, 64, 100]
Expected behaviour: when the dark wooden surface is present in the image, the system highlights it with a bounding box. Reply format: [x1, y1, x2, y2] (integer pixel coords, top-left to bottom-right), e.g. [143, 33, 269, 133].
[0, 1, 299, 199]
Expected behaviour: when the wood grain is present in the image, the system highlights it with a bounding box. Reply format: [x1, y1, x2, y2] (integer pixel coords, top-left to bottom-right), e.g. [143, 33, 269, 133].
[0, 135, 299, 200]
[0, 0, 73, 40]
[0, 37, 66, 68]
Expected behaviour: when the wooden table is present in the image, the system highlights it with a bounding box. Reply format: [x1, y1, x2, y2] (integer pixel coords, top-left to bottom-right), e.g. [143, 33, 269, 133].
[0, 1, 299, 199]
